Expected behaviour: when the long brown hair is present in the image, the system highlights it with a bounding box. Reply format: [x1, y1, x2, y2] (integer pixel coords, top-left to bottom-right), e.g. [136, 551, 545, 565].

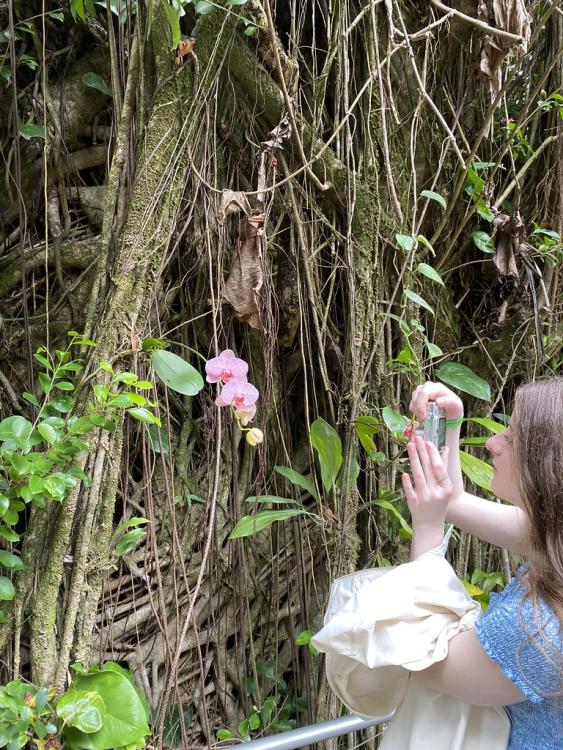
[511, 377, 563, 622]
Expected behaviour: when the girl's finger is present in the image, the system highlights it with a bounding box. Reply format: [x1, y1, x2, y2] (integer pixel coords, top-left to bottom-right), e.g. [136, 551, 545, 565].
[415, 436, 433, 476]
[428, 443, 450, 484]
[407, 440, 427, 490]
[401, 473, 417, 505]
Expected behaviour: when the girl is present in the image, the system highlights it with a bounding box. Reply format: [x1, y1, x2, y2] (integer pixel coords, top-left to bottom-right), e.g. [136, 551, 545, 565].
[402, 379, 562, 749]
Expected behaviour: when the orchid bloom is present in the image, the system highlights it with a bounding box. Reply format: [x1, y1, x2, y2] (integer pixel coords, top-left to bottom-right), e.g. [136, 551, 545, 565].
[234, 404, 257, 426]
[205, 349, 248, 384]
[216, 379, 259, 411]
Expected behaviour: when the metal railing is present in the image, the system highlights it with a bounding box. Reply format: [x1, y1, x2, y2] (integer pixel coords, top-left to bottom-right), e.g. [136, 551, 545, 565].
[239, 712, 394, 749]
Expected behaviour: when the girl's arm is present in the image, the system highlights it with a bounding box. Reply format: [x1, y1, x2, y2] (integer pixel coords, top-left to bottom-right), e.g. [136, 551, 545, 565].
[410, 383, 530, 555]
[412, 629, 526, 706]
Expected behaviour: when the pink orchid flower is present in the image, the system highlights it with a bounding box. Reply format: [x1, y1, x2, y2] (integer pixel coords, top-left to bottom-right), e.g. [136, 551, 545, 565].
[216, 380, 259, 411]
[205, 349, 248, 384]
[234, 404, 257, 426]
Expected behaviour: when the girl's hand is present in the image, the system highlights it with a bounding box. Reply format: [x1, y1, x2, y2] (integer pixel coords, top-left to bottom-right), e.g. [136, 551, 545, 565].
[409, 382, 464, 422]
[402, 437, 453, 527]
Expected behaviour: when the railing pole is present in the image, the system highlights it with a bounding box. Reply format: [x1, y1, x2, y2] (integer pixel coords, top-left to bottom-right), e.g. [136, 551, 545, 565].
[236, 713, 393, 750]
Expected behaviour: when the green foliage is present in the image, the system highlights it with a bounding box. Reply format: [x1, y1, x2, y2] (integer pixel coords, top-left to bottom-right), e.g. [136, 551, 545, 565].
[309, 417, 342, 493]
[459, 451, 493, 492]
[228, 509, 308, 539]
[217, 658, 306, 742]
[463, 569, 506, 609]
[82, 73, 112, 97]
[420, 189, 446, 210]
[434, 362, 491, 401]
[274, 466, 319, 501]
[149, 349, 203, 396]
[0, 663, 149, 750]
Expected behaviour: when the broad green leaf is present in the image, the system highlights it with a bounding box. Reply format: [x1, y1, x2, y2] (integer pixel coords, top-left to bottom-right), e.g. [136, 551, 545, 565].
[295, 629, 314, 646]
[471, 230, 495, 254]
[381, 406, 407, 435]
[435, 362, 491, 401]
[416, 234, 435, 256]
[141, 337, 168, 351]
[474, 197, 494, 222]
[355, 416, 379, 453]
[274, 466, 319, 501]
[424, 338, 443, 359]
[416, 263, 444, 286]
[150, 350, 203, 396]
[309, 418, 342, 493]
[245, 495, 301, 505]
[395, 233, 415, 253]
[0, 416, 28, 440]
[459, 451, 493, 491]
[54, 380, 74, 391]
[374, 499, 412, 535]
[0, 551, 23, 571]
[127, 407, 161, 427]
[22, 392, 40, 407]
[107, 394, 136, 408]
[420, 189, 446, 210]
[37, 422, 57, 445]
[195, 1, 213, 13]
[147, 425, 170, 453]
[82, 72, 112, 97]
[19, 122, 46, 140]
[463, 580, 484, 597]
[51, 396, 74, 412]
[56, 691, 105, 734]
[0, 576, 15, 601]
[163, 0, 181, 49]
[115, 529, 146, 557]
[68, 416, 95, 435]
[0, 526, 19, 542]
[465, 417, 505, 434]
[229, 510, 307, 539]
[49, 10, 65, 21]
[217, 729, 234, 740]
[112, 372, 138, 385]
[62, 670, 149, 749]
[404, 288, 434, 315]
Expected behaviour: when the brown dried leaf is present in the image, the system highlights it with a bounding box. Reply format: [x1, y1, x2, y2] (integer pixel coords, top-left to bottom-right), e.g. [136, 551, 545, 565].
[223, 215, 265, 329]
[479, 0, 531, 95]
[261, 115, 291, 152]
[217, 190, 252, 223]
[492, 211, 522, 278]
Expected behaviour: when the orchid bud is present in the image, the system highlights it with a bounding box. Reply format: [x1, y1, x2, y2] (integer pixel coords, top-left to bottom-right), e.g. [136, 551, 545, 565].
[246, 428, 264, 446]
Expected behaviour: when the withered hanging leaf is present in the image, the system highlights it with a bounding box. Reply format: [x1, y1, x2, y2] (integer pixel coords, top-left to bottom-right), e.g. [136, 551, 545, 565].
[478, 0, 531, 96]
[223, 214, 264, 329]
[260, 115, 291, 151]
[217, 190, 252, 223]
[491, 211, 522, 278]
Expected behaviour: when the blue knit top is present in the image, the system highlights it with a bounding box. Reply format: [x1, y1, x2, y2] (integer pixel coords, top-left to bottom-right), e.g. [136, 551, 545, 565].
[475, 575, 562, 749]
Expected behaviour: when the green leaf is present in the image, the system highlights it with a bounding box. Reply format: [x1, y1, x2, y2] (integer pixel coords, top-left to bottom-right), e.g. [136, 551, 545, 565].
[37, 422, 57, 445]
[274, 466, 319, 501]
[395, 234, 415, 253]
[195, 1, 213, 14]
[50, 396, 74, 412]
[0, 576, 15, 601]
[150, 350, 203, 396]
[54, 381, 74, 391]
[416, 234, 435, 256]
[18, 123, 46, 140]
[229, 510, 307, 539]
[56, 691, 104, 734]
[245, 495, 301, 505]
[404, 288, 434, 315]
[22, 392, 40, 407]
[0, 526, 20, 543]
[420, 189, 446, 210]
[465, 417, 505, 434]
[141, 337, 168, 351]
[295, 629, 314, 646]
[127, 407, 161, 427]
[381, 406, 407, 435]
[82, 72, 112, 97]
[416, 263, 444, 286]
[354, 416, 379, 452]
[424, 338, 443, 359]
[68, 416, 96, 435]
[115, 529, 146, 557]
[471, 230, 495, 254]
[459, 451, 493, 491]
[216, 729, 234, 740]
[309, 418, 342, 493]
[0, 551, 23, 571]
[62, 670, 149, 750]
[107, 394, 136, 408]
[474, 197, 494, 222]
[435, 362, 491, 401]
[163, 0, 181, 49]
[147, 425, 170, 453]
[373, 499, 412, 535]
